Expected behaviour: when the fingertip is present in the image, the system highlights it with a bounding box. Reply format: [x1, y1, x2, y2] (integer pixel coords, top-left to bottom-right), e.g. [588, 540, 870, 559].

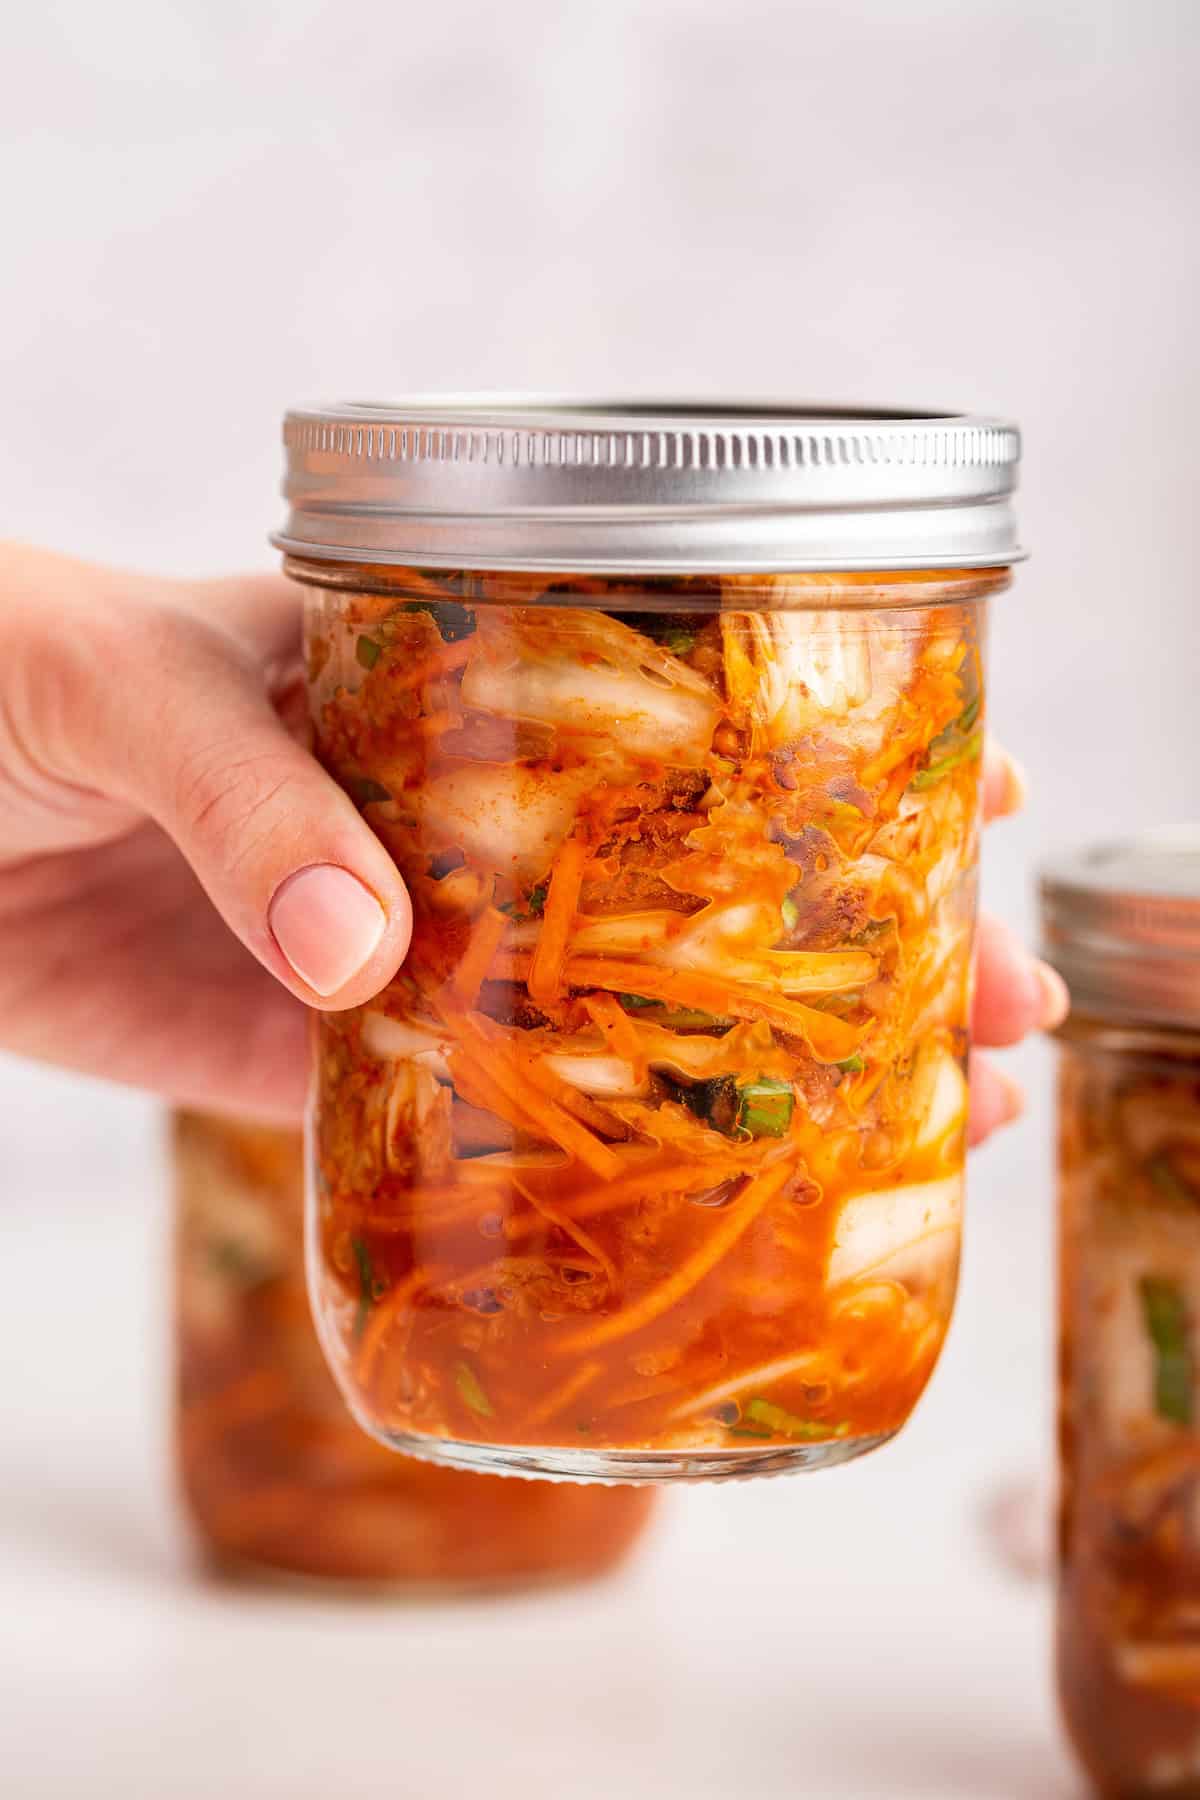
[1003, 753, 1028, 816]
[268, 863, 412, 1007]
[1033, 960, 1070, 1031]
[974, 914, 1072, 1048]
[330, 867, 413, 1008]
[996, 1065, 1026, 1122]
[968, 1055, 1025, 1147]
[973, 915, 1042, 1046]
[982, 740, 1028, 822]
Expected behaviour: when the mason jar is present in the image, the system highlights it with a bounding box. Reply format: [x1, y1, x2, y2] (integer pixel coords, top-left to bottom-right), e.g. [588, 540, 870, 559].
[1044, 834, 1200, 1796]
[276, 400, 1023, 1482]
[174, 1110, 656, 1584]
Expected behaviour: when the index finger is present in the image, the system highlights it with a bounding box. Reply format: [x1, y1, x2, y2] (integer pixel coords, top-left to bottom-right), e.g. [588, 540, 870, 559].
[171, 570, 302, 669]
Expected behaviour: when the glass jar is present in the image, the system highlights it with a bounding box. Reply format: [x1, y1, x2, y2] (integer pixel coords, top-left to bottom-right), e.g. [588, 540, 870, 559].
[277, 400, 1023, 1482]
[1044, 834, 1200, 1795]
[174, 1110, 657, 1585]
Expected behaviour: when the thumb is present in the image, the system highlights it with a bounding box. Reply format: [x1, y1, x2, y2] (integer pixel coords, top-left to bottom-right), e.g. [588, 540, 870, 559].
[25, 558, 411, 1008]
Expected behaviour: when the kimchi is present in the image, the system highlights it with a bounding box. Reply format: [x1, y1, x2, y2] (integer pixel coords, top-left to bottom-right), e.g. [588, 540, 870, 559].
[175, 1111, 656, 1583]
[296, 562, 999, 1480]
[1057, 1031, 1200, 1793]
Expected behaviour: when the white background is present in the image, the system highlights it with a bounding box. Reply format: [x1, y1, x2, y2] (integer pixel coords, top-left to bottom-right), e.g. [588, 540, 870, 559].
[2, 3, 1198, 1795]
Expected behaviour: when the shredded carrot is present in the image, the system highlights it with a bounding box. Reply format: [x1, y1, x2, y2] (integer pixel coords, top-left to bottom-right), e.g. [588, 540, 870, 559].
[358, 1191, 504, 1233]
[583, 992, 649, 1080]
[555, 1157, 794, 1352]
[356, 1265, 438, 1389]
[435, 1007, 624, 1180]
[466, 1012, 626, 1139]
[428, 1256, 515, 1296]
[389, 637, 473, 691]
[561, 957, 862, 1062]
[478, 1054, 623, 1180]
[528, 835, 588, 1005]
[452, 905, 508, 1006]
[486, 949, 533, 984]
[500, 1158, 681, 1240]
[518, 1053, 626, 1140]
[844, 1062, 891, 1117]
[454, 1154, 567, 1183]
[449, 1050, 551, 1143]
[668, 1351, 833, 1422]
[858, 722, 941, 788]
[400, 936, 453, 998]
[511, 1175, 618, 1288]
[605, 1095, 764, 1164]
[449, 1037, 616, 1177]
[603, 1364, 704, 1413]
[857, 743, 907, 789]
[524, 1360, 605, 1428]
[549, 1155, 740, 1219]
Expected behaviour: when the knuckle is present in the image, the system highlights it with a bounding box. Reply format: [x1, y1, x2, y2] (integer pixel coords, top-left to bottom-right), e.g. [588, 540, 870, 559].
[176, 736, 304, 876]
[2, 610, 115, 801]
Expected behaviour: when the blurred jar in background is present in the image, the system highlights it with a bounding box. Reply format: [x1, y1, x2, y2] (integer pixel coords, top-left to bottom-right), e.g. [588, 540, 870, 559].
[174, 1111, 657, 1588]
[1045, 834, 1200, 1797]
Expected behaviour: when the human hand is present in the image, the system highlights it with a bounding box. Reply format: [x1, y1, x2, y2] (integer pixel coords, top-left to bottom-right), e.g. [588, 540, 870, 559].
[969, 745, 1069, 1143]
[0, 545, 412, 1120]
[0, 544, 1061, 1134]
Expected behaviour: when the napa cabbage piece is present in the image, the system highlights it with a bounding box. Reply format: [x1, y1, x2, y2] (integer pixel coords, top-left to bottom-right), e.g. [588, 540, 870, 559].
[911, 1045, 969, 1155]
[461, 607, 720, 766]
[455, 1148, 571, 1178]
[828, 1173, 963, 1289]
[644, 902, 877, 993]
[548, 1018, 787, 1091]
[542, 1050, 647, 1097]
[721, 610, 919, 755]
[670, 1351, 833, 1420]
[415, 762, 591, 883]
[363, 1012, 451, 1076]
[1084, 1233, 1200, 1450]
[566, 903, 876, 995]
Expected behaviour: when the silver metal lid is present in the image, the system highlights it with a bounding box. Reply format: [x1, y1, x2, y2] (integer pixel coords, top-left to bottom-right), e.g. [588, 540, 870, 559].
[1041, 830, 1200, 1030]
[273, 398, 1023, 574]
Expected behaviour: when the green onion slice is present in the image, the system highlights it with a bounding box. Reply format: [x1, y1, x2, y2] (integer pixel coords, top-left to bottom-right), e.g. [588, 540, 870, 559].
[737, 1078, 794, 1138]
[1139, 1275, 1194, 1425]
[742, 1398, 849, 1440]
[454, 1360, 493, 1417]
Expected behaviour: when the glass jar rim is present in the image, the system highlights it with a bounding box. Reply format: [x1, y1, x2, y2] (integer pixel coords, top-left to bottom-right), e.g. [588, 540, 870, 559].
[273, 396, 1023, 576]
[1041, 828, 1200, 1031]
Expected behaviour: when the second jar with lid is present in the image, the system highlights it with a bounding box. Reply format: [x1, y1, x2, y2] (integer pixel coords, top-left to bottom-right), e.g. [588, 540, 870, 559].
[279, 400, 1023, 1482]
[1046, 834, 1200, 1795]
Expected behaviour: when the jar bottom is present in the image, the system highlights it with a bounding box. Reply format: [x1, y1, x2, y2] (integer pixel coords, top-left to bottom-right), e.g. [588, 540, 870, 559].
[192, 1543, 643, 1602]
[370, 1428, 897, 1485]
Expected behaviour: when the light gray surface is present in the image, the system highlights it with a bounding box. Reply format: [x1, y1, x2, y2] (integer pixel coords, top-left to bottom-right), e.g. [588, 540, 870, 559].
[0, 1115, 1073, 1800]
[2, 2, 1197, 1794]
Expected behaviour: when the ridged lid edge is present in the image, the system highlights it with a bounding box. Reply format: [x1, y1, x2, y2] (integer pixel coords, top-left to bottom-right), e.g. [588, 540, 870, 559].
[274, 397, 1023, 574]
[1040, 829, 1200, 1030]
